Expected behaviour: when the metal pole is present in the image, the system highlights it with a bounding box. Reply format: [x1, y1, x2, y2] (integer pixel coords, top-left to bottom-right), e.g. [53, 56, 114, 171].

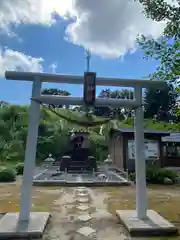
[19, 77, 41, 221]
[85, 49, 91, 72]
[134, 86, 147, 219]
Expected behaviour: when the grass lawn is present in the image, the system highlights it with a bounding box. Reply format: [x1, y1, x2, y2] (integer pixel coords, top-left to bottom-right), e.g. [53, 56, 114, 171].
[0, 178, 61, 212]
[104, 184, 180, 239]
[0, 180, 179, 239]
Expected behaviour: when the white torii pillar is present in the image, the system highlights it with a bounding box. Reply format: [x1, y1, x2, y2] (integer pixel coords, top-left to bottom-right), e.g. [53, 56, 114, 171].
[134, 86, 147, 219]
[19, 77, 41, 221]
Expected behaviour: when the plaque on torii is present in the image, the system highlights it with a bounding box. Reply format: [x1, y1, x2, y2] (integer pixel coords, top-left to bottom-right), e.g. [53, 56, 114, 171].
[83, 72, 96, 107]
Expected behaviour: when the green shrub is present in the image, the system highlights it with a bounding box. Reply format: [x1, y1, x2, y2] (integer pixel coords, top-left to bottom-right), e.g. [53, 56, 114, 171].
[157, 168, 177, 183]
[129, 172, 136, 182]
[0, 168, 16, 182]
[129, 168, 178, 184]
[146, 168, 162, 183]
[15, 163, 24, 175]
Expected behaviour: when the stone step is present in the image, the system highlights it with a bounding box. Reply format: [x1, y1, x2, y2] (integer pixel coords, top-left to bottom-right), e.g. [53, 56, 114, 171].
[71, 160, 87, 164]
[68, 167, 89, 171]
[53, 162, 61, 166]
[69, 163, 89, 167]
[69, 166, 87, 169]
[67, 170, 92, 173]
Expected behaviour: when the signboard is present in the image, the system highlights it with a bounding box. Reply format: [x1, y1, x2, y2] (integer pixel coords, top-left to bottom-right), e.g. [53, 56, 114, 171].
[83, 72, 96, 106]
[128, 139, 159, 160]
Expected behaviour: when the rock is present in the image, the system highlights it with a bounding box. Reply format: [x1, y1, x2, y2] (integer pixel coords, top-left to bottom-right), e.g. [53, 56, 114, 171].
[98, 173, 107, 181]
[176, 175, 180, 183]
[164, 177, 173, 185]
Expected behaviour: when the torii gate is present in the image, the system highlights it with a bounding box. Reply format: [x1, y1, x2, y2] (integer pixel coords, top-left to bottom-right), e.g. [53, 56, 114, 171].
[5, 71, 167, 230]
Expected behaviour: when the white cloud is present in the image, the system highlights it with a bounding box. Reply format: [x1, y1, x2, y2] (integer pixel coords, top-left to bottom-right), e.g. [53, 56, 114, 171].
[0, 0, 72, 34]
[0, 48, 44, 77]
[65, 0, 167, 58]
[0, 0, 178, 58]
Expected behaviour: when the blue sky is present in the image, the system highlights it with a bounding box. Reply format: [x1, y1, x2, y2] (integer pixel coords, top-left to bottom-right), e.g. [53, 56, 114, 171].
[0, 0, 164, 105]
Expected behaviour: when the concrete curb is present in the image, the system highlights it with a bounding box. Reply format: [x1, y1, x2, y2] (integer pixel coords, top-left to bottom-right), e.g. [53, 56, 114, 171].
[33, 169, 48, 180]
[33, 180, 130, 187]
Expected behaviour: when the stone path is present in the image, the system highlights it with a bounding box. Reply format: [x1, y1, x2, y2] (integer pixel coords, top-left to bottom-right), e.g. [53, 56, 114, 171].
[43, 187, 136, 240]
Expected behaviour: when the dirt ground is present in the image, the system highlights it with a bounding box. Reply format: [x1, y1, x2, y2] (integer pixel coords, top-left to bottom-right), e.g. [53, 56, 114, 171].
[0, 179, 180, 240]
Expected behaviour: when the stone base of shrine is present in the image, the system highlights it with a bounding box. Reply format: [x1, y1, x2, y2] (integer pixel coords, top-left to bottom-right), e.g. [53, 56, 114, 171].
[0, 212, 50, 239]
[116, 210, 178, 237]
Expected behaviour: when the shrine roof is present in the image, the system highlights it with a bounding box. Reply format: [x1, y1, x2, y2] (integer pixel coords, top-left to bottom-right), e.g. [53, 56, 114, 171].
[162, 132, 180, 142]
[111, 128, 170, 136]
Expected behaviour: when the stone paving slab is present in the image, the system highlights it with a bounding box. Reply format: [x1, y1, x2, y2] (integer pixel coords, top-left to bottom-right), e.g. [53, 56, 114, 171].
[77, 214, 92, 222]
[76, 205, 89, 211]
[77, 197, 89, 203]
[0, 212, 50, 239]
[116, 210, 178, 237]
[76, 187, 89, 194]
[76, 226, 96, 237]
[76, 192, 89, 197]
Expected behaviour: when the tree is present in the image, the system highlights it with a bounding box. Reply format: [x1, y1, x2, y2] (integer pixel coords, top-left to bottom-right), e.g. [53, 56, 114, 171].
[113, 89, 134, 119]
[138, 0, 180, 86]
[41, 88, 70, 96]
[138, 36, 180, 83]
[0, 105, 28, 130]
[94, 88, 134, 119]
[144, 83, 178, 121]
[139, 0, 180, 37]
[0, 118, 24, 163]
[94, 89, 113, 118]
[41, 88, 71, 108]
[0, 101, 9, 108]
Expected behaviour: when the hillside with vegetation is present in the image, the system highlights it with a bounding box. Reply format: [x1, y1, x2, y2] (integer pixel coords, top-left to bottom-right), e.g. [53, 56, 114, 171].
[0, 83, 179, 167]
